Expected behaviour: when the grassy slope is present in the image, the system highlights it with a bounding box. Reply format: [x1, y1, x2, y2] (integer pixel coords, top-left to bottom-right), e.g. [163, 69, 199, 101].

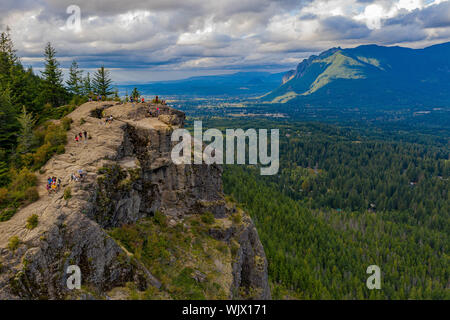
[108, 209, 250, 300]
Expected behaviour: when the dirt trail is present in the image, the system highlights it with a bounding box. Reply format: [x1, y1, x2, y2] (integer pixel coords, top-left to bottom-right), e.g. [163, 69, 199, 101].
[0, 101, 168, 246]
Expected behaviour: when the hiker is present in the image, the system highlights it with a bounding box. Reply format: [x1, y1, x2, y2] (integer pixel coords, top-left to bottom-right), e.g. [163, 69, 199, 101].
[79, 132, 83, 140]
[54, 178, 61, 191]
[141, 97, 145, 103]
[78, 169, 84, 180]
[75, 135, 79, 142]
[156, 106, 160, 116]
[83, 130, 87, 140]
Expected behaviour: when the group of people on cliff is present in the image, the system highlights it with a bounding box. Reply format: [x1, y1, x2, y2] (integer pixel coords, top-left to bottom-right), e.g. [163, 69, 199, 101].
[45, 169, 85, 194]
[46, 176, 61, 194]
[88, 95, 105, 102]
[129, 95, 167, 105]
[70, 169, 85, 182]
[130, 96, 145, 103]
[74, 130, 88, 143]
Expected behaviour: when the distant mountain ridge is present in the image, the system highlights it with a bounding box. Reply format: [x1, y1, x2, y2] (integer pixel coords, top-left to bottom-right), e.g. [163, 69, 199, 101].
[120, 71, 285, 97]
[263, 42, 450, 108]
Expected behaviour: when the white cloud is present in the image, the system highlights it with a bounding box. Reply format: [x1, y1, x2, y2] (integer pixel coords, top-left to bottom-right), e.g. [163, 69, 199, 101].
[0, 0, 449, 82]
[397, 0, 424, 10]
[356, 4, 386, 29]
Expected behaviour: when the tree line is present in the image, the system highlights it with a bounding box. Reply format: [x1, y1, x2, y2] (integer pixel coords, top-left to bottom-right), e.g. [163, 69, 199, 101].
[0, 26, 118, 182]
[199, 118, 449, 299]
[0, 27, 119, 220]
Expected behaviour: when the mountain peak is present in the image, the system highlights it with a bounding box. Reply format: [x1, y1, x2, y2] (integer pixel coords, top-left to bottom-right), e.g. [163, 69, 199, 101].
[263, 42, 450, 107]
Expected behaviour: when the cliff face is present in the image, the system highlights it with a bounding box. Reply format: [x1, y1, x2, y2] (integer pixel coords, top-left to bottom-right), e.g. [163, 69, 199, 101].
[281, 70, 296, 85]
[0, 102, 270, 300]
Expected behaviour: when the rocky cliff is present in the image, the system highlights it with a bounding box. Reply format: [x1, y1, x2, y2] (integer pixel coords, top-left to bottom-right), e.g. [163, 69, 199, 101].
[0, 102, 271, 300]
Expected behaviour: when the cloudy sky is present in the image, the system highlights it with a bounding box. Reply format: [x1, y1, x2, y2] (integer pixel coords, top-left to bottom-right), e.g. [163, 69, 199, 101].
[1, 0, 450, 83]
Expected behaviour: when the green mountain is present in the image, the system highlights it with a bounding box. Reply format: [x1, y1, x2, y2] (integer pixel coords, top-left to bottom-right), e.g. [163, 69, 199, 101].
[263, 42, 450, 108]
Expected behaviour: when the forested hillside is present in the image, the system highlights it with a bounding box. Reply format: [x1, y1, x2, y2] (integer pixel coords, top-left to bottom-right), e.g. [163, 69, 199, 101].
[0, 27, 117, 221]
[201, 118, 449, 299]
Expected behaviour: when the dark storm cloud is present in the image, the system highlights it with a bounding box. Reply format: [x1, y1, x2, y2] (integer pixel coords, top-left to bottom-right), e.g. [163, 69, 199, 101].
[386, 1, 450, 28]
[0, 0, 449, 82]
[320, 15, 371, 39]
[371, 24, 429, 44]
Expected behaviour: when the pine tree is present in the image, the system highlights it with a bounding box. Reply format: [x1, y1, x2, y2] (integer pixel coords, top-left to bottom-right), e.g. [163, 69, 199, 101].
[66, 60, 83, 96]
[0, 148, 9, 186]
[83, 72, 92, 97]
[0, 89, 19, 187]
[131, 87, 140, 100]
[10, 65, 41, 114]
[16, 106, 35, 154]
[40, 42, 65, 107]
[0, 28, 42, 115]
[92, 66, 113, 97]
[0, 26, 16, 59]
[0, 89, 18, 152]
[0, 26, 17, 88]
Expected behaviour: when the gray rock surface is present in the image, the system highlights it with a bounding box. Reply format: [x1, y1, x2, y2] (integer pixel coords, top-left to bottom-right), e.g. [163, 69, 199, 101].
[0, 102, 270, 300]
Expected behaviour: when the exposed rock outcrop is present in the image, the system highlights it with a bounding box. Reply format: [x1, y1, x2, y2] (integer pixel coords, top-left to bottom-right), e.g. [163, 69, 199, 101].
[282, 70, 296, 84]
[0, 102, 270, 300]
